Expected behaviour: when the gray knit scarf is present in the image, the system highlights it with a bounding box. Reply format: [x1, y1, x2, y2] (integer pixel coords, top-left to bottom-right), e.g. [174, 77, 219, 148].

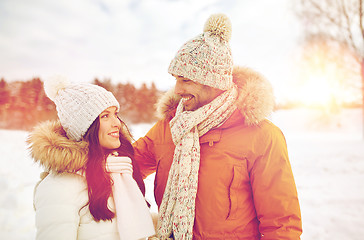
[157, 86, 238, 240]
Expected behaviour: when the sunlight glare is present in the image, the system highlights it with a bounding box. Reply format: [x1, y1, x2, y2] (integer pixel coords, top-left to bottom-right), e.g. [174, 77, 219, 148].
[300, 75, 332, 107]
[292, 40, 357, 110]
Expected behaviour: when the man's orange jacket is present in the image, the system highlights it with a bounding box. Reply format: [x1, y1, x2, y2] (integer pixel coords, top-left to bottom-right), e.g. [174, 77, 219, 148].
[133, 67, 302, 239]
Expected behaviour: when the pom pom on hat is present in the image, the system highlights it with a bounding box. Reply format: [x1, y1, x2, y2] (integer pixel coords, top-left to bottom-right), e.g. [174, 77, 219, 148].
[203, 13, 232, 42]
[44, 75, 70, 101]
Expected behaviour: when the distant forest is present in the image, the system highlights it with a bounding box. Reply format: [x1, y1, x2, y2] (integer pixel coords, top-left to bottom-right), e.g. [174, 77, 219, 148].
[0, 77, 162, 130]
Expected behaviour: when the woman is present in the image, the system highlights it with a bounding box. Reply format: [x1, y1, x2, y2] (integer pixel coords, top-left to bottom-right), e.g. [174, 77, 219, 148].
[27, 77, 155, 240]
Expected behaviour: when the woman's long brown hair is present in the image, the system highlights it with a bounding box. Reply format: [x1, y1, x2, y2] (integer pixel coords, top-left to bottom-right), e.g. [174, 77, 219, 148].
[83, 117, 145, 221]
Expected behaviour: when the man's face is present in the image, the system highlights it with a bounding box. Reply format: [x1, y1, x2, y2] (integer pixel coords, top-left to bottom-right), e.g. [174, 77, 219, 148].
[174, 75, 224, 111]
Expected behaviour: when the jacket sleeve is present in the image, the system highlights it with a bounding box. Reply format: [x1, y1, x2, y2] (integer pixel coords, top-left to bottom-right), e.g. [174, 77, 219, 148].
[133, 120, 165, 179]
[34, 174, 84, 240]
[250, 124, 302, 239]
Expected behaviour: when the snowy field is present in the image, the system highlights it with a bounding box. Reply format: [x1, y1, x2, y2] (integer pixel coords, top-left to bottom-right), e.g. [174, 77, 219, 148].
[0, 108, 363, 240]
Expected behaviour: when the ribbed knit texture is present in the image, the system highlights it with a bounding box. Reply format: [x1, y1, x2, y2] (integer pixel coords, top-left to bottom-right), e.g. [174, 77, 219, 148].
[52, 83, 120, 141]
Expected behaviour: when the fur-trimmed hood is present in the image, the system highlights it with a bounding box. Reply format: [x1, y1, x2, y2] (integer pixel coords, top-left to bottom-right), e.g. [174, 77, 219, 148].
[156, 66, 275, 125]
[27, 120, 133, 173]
[27, 120, 89, 173]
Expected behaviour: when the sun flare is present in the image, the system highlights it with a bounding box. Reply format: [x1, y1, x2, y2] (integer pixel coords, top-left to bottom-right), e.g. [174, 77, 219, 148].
[292, 40, 359, 110]
[299, 75, 334, 107]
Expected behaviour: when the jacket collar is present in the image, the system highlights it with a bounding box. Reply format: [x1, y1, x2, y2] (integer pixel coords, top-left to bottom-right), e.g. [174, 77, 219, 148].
[27, 120, 89, 173]
[156, 66, 275, 126]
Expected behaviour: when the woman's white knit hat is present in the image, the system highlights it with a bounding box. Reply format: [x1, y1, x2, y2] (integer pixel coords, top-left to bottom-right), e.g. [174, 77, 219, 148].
[44, 76, 120, 141]
[168, 13, 233, 90]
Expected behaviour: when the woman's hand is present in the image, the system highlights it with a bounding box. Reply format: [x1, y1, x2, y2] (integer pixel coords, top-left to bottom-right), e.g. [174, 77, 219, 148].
[106, 153, 133, 175]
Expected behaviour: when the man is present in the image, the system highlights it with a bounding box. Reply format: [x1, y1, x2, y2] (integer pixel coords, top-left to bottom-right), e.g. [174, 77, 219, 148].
[133, 13, 302, 240]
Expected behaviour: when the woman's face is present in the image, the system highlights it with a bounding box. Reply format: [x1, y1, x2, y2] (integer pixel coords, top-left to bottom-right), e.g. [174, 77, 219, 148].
[98, 106, 122, 150]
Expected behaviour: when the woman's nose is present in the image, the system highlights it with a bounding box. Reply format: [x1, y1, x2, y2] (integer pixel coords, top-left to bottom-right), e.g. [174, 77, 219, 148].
[113, 115, 122, 128]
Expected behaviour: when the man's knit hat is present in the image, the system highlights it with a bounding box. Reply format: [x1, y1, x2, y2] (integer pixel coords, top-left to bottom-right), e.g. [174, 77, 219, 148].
[168, 13, 233, 90]
[44, 76, 120, 141]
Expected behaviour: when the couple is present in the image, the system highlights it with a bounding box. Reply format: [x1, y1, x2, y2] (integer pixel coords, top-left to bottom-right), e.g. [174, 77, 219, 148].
[28, 14, 302, 240]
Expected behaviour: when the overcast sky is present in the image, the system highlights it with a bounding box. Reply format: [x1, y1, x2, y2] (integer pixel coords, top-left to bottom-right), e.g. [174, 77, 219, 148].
[0, 0, 302, 102]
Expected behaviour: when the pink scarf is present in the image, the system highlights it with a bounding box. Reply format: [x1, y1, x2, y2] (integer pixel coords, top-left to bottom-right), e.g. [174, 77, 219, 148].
[106, 154, 155, 240]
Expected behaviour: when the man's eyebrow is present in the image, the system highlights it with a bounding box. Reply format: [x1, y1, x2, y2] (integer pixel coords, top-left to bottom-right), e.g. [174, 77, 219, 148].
[172, 74, 185, 78]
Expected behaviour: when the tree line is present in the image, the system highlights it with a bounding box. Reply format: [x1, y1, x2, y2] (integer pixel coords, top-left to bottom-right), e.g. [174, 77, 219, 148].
[0, 77, 162, 130]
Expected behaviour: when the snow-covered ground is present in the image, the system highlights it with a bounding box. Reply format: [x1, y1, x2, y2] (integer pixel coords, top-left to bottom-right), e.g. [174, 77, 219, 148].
[0, 108, 363, 240]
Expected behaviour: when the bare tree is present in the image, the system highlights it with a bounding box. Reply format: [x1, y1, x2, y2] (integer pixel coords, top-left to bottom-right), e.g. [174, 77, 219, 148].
[295, 0, 364, 137]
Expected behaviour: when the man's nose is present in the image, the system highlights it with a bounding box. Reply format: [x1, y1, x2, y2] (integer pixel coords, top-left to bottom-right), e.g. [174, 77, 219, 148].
[174, 80, 184, 95]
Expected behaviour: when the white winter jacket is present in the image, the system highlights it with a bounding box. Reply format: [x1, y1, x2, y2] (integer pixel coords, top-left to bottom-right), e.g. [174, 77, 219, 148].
[34, 172, 120, 240]
[28, 120, 146, 240]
